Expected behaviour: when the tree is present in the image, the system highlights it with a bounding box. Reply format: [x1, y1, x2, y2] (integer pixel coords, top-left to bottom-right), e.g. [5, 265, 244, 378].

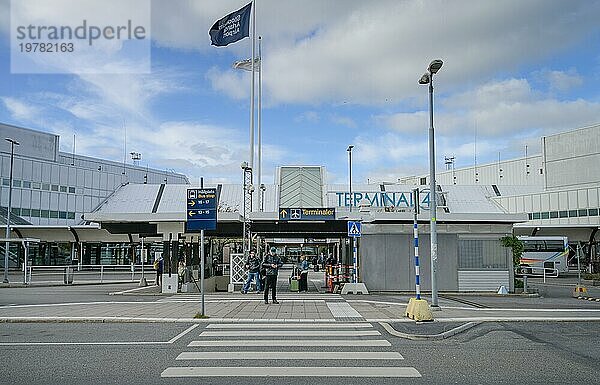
[500, 235, 524, 267]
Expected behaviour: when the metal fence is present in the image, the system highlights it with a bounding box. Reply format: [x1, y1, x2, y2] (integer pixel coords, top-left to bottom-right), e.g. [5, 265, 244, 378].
[16, 264, 152, 285]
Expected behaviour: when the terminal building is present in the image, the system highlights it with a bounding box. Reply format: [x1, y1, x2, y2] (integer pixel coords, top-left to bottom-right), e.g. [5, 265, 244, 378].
[0, 123, 188, 266]
[3, 122, 597, 291]
[399, 123, 600, 272]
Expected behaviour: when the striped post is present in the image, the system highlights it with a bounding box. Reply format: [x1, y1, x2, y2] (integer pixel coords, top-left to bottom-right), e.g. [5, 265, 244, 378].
[413, 188, 421, 300]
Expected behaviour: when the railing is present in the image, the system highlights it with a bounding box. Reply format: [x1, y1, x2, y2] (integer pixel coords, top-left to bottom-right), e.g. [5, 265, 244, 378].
[519, 266, 559, 283]
[18, 264, 152, 285]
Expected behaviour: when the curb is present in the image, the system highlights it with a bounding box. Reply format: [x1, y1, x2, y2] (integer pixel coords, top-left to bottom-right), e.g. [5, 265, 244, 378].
[0, 316, 340, 324]
[379, 321, 479, 340]
[577, 296, 600, 302]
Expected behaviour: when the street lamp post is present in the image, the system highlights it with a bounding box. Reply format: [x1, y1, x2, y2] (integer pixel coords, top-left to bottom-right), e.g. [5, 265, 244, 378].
[419, 59, 443, 308]
[347, 145, 354, 213]
[3, 138, 20, 283]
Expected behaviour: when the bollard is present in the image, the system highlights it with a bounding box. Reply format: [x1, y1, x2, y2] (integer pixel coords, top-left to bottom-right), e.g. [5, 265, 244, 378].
[523, 274, 528, 294]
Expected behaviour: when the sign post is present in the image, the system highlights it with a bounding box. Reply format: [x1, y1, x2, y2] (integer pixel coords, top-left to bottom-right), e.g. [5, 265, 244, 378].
[342, 221, 368, 294]
[347, 221, 361, 283]
[186, 188, 217, 317]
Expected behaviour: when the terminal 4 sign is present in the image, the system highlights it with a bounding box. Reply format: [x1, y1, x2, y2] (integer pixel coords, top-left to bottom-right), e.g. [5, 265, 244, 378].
[186, 188, 217, 232]
[279, 208, 335, 221]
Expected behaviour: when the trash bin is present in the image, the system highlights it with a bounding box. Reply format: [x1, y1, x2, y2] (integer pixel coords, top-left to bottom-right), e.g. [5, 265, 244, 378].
[63, 267, 73, 284]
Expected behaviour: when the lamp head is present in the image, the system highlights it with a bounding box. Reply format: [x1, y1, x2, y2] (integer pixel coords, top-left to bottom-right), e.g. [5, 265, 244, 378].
[428, 59, 443, 74]
[418, 73, 430, 85]
[5, 138, 20, 146]
[347, 145, 354, 152]
[240, 161, 248, 169]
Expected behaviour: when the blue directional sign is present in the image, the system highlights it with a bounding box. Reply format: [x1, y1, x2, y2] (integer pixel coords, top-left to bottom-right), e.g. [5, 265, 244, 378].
[279, 208, 335, 221]
[347, 221, 362, 237]
[186, 188, 217, 232]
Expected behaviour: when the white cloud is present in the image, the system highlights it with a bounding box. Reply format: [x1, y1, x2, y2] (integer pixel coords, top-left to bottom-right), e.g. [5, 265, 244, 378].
[205, 66, 248, 100]
[330, 114, 356, 128]
[1, 97, 42, 122]
[538, 69, 583, 92]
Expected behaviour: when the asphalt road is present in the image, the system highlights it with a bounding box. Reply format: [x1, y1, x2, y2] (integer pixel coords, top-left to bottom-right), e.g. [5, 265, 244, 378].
[0, 321, 598, 385]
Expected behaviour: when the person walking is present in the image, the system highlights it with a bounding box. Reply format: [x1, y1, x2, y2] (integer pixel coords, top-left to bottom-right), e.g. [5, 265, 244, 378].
[262, 247, 283, 304]
[241, 249, 262, 294]
[298, 254, 309, 292]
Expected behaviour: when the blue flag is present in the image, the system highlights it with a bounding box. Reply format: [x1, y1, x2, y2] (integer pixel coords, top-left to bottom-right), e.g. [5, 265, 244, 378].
[209, 3, 252, 47]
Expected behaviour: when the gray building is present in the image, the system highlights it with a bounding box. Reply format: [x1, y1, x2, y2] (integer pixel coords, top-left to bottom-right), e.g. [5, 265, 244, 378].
[0, 123, 189, 226]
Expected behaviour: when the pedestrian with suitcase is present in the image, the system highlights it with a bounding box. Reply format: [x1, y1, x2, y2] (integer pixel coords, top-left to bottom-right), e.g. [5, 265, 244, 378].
[298, 254, 309, 292]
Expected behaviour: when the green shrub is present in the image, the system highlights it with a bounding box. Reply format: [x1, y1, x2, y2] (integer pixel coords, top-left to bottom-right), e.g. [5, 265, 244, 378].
[501, 235, 524, 267]
[514, 278, 524, 288]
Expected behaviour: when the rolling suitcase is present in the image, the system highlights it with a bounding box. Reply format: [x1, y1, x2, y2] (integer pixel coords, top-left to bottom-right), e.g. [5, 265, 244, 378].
[289, 277, 299, 292]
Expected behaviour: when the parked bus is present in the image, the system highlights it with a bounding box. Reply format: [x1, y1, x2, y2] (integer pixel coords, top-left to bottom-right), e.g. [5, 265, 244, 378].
[517, 236, 569, 276]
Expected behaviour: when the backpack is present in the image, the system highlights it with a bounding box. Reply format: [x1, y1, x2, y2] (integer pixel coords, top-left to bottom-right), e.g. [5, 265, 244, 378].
[153, 260, 159, 270]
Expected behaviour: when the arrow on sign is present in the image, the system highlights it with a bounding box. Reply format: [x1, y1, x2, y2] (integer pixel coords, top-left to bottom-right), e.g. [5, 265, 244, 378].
[188, 211, 196, 217]
[188, 200, 196, 207]
[280, 209, 288, 217]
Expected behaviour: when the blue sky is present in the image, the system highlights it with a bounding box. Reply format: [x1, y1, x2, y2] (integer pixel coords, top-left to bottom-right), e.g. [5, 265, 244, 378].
[0, 0, 599, 185]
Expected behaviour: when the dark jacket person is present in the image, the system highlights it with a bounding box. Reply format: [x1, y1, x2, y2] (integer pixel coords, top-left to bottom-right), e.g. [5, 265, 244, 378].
[262, 247, 283, 304]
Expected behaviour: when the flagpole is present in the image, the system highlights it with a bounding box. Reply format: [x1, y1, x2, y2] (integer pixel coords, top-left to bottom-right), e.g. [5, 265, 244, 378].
[249, 0, 256, 176]
[257, 35, 262, 212]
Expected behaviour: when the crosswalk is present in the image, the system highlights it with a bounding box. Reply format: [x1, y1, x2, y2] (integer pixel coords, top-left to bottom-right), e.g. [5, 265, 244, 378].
[160, 321, 422, 379]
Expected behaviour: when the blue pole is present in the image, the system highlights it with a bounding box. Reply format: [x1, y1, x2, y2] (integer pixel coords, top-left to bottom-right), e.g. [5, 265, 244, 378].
[413, 189, 421, 300]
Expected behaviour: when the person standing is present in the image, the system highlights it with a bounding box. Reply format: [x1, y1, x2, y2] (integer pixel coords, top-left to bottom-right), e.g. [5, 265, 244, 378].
[262, 247, 283, 304]
[154, 255, 164, 286]
[241, 249, 261, 294]
[298, 254, 309, 292]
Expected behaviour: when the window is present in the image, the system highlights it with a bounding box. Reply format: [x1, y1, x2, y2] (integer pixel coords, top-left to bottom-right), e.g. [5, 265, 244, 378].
[568, 210, 578, 217]
[42, 183, 50, 191]
[60, 186, 67, 193]
[528, 213, 533, 220]
[590, 209, 599, 216]
[41, 210, 49, 218]
[49, 211, 59, 218]
[32, 182, 41, 189]
[31, 209, 40, 217]
[22, 181, 31, 189]
[13, 179, 21, 187]
[11, 207, 21, 216]
[523, 240, 565, 253]
[59, 211, 67, 219]
[459, 239, 508, 269]
[419, 177, 427, 185]
[541, 212, 550, 219]
[21, 208, 31, 217]
[2, 179, 10, 186]
[532, 212, 541, 220]
[550, 211, 558, 219]
[51, 185, 59, 192]
[68, 187, 76, 194]
[578, 209, 588, 217]
[67, 212, 76, 220]
[559, 211, 568, 218]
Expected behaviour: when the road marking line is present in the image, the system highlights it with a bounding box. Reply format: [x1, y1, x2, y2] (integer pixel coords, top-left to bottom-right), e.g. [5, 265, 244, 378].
[161, 366, 421, 378]
[167, 324, 199, 343]
[0, 301, 151, 309]
[110, 286, 156, 295]
[205, 323, 372, 329]
[176, 351, 403, 360]
[188, 339, 391, 347]
[199, 330, 380, 337]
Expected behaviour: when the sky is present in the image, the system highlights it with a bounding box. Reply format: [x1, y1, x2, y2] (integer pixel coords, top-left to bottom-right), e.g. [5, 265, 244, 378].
[0, 0, 599, 185]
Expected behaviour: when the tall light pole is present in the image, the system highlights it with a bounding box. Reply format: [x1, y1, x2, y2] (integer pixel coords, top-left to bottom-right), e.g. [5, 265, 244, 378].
[419, 59, 443, 308]
[347, 145, 354, 212]
[3, 138, 20, 283]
